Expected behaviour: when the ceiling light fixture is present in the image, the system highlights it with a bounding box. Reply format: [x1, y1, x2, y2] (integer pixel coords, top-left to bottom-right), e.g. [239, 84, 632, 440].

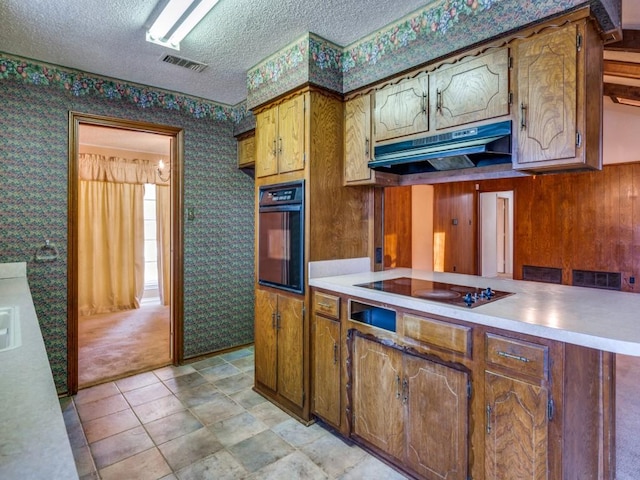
[146, 0, 220, 50]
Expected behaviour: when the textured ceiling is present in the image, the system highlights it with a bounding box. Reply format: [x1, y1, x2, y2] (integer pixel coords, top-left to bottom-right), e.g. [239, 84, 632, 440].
[2, 1, 638, 110]
[0, 0, 433, 106]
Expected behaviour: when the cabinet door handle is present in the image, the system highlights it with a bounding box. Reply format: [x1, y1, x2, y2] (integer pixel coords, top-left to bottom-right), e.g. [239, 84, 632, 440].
[402, 378, 409, 405]
[333, 343, 338, 365]
[436, 89, 442, 113]
[497, 350, 530, 363]
[520, 103, 527, 130]
[271, 312, 276, 330]
[278, 137, 283, 155]
[276, 312, 281, 330]
[272, 139, 277, 157]
[422, 93, 428, 115]
[486, 405, 492, 434]
[395, 374, 401, 399]
[365, 138, 370, 158]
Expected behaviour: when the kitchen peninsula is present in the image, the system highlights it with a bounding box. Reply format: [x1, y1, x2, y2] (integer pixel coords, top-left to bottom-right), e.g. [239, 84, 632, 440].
[308, 258, 634, 480]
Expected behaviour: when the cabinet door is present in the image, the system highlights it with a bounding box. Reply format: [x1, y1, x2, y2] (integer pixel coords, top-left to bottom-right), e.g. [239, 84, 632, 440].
[515, 24, 577, 165]
[485, 371, 549, 480]
[431, 48, 510, 130]
[374, 76, 429, 142]
[344, 95, 373, 183]
[312, 314, 341, 426]
[254, 289, 277, 391]
[277, 294, 305, 407]
[255, 108, 278, 177]
[278, 95, 305, 174]
[404, 356, 469, 480]
[237, 135, 255, 168]
[352, 335, 404, 460]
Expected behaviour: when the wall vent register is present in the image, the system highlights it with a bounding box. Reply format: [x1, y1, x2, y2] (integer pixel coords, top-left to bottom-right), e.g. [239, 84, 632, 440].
[355, 277, 513, 308]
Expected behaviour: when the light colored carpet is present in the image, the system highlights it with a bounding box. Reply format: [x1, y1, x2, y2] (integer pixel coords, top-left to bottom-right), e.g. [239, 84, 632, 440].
[78, 303, 171, 388]
[616, 354, 640, 480]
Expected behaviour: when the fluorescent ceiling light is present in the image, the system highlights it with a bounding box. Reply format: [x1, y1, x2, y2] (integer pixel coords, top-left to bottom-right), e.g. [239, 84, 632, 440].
[146, 0, 220, 50]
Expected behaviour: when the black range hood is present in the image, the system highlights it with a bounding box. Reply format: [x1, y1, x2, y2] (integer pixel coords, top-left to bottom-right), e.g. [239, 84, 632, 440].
[369, 120, 512, 175]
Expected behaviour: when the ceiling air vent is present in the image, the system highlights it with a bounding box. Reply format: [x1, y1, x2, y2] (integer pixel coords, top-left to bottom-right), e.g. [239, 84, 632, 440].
[160, 54, 208, 73]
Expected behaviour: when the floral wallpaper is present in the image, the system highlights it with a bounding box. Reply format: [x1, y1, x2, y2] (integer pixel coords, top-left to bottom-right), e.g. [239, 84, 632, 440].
[246, 0, 620, 107]
[246, 34, 343, 109]
[0, 54, 247, 123]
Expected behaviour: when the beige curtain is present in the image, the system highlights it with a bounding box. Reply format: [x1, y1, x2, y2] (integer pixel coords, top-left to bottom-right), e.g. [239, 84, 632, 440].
[78, 179, 145, 315]
[78, 154, 169, 185]
[156, 185, 171, 306]
[78, 153, 169, 315]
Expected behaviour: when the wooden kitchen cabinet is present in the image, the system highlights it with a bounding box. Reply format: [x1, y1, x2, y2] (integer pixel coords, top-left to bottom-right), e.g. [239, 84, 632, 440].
[237, 133, 255, 168]
[344, 94, 375, 184]
[484, 372, 550, 480]
[254, 288, 305, 409]
[255, 95, 305, 177]
[512, 19, 602, 171]
[351, 332, 470, 480]
[374, 75, 429, 142]
[254, 88, 372, 424]
[430, 48, 510, 130]
[351, 333, 404, 459]
[484, 333, 551, 480]
[311, 292, 341, 428]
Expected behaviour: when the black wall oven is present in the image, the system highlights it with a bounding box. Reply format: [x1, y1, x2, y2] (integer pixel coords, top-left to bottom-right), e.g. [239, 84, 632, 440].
[258, 181, 304, 294]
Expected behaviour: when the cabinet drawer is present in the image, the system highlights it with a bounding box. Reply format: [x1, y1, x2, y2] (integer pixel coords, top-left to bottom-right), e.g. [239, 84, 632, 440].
[313, 292, 340, 319]
[403, 314, 471, 355]
[486, 333, 549, 380]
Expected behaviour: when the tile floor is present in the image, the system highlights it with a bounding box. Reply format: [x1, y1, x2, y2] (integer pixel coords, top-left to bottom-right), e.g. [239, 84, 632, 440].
[61, 347, 408, 480]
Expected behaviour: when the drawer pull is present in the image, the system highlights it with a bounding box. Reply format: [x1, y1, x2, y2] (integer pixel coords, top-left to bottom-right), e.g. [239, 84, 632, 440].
[497, 350, 530, 363]
[318, 302, 333, 308]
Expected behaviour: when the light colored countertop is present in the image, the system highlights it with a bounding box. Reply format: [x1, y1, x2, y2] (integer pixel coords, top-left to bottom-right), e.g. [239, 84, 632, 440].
[0, 263, 78, 480]
[308, 260, 640, 356]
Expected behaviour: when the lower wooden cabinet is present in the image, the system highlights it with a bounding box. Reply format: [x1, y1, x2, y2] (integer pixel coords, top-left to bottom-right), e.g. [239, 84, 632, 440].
[309, 287, 613, 479]
[312, 314, 341, 427]
[254, 288, 305, 413]
[351, 332, 470, 480]
[484, 372, 550, 480]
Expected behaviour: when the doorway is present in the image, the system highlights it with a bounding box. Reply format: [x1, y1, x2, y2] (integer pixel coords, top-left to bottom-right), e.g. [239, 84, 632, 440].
[68, 112, 184, 394]
[479, 190, 514, 278]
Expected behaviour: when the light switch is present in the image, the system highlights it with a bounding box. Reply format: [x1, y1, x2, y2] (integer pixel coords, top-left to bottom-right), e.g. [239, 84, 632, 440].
[187, 207, 195, 221]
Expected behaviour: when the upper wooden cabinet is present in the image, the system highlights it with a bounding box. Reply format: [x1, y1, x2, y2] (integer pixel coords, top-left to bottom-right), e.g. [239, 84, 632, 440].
[344, 94, 374, 184]
[430, 48, 511, 130]
[237, 134, 255, 168]
[255, 95, 305, 178]
[374, 76, 429, 142]
[512, 19, 602, 171]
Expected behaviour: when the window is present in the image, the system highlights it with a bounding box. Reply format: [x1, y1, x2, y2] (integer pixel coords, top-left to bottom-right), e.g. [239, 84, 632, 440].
[142, 184, 159, 304]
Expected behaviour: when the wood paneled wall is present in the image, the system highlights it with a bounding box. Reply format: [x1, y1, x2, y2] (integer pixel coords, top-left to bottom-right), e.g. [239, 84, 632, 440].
[429, 163, 640, 291]
[384, 186, 412, 268]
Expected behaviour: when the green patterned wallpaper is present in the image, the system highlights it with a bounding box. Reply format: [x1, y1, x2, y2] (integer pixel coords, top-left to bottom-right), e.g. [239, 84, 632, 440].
[0, 76, 254, 394]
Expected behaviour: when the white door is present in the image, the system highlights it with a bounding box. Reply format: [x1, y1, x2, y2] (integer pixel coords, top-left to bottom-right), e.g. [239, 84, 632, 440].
[480, 191, 513, 278]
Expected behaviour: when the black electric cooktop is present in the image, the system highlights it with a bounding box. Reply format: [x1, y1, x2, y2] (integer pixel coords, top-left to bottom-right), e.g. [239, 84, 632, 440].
[354, 277, 513, 308]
